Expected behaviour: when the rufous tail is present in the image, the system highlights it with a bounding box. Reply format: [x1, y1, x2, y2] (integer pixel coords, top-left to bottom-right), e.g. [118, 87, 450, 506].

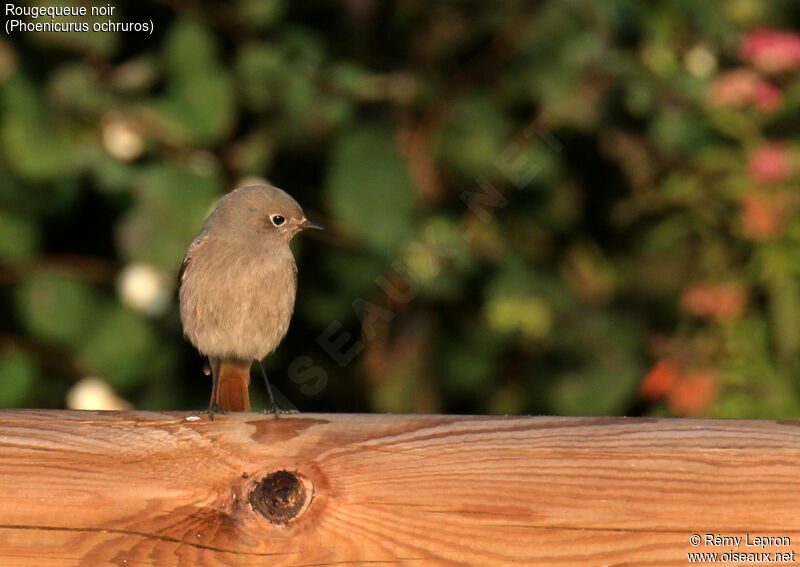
[210, 358, 251, 412]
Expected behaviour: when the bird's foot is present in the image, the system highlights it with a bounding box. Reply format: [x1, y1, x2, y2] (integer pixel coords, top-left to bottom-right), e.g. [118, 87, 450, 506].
[207, 403, 230, 421]
[262, 404, 299, 419]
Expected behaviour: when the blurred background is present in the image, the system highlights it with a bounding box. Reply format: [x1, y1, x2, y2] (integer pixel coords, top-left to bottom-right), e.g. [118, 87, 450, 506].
[1, 1, 800, 417]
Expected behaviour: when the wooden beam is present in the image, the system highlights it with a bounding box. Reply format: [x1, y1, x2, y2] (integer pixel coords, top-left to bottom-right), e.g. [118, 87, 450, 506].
[1, 411, 799, 566]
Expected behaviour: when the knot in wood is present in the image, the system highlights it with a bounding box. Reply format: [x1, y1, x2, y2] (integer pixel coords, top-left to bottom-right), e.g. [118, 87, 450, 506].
[249, 470, 307, 524]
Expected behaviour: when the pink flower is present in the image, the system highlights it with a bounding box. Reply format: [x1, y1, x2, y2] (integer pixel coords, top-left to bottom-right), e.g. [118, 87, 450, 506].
[748, 143, 791, 184]
[740, 28, 800, 73]
[708, 69, 782, 112]
[680, 282, 747, 323]
[753, 81, 782, 111]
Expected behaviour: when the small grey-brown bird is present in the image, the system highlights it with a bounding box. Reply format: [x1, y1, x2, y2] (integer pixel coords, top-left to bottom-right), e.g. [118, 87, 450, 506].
[178, 184, 322, 415]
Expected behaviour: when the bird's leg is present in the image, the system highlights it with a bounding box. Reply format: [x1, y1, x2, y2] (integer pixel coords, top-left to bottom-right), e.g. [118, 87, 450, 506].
[207, 358, 229, 420]
[258, 359, 280, 419]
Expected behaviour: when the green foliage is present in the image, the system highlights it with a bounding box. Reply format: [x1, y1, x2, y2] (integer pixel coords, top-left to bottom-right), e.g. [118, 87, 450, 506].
[0, 351, 38, 406]
[150, 19, 236, 145]
[237, 0, 284, 31]
[439, 95, 512, 179]
[327, 125, 415, 251]
[1, 1, 800, 418]
[2, 75, 82, 181]
[16, 272, 98, 346]
[548, 312, 644, 415]
[77, 304, 164, 390]
[0, 210, 38, 262]
[117, 164, 220, 269]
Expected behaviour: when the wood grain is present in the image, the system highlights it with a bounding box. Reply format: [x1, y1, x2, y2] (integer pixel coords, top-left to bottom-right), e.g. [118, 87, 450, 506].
[1, 411, 799, 566]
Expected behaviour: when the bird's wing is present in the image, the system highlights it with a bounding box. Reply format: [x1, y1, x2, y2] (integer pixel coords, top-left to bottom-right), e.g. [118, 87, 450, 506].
[178, 231, 209, 291]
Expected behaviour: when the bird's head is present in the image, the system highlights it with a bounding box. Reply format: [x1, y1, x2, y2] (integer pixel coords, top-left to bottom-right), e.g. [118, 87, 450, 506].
[206, 184, 323, 244]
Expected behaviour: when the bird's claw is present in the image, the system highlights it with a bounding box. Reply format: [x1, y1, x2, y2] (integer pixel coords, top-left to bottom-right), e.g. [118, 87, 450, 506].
[262, 405, 299, 419]
[207, 404, 230, 421]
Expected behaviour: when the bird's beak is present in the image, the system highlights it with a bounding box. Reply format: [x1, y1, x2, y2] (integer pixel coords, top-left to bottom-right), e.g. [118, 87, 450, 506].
[300, 220, 324, 231]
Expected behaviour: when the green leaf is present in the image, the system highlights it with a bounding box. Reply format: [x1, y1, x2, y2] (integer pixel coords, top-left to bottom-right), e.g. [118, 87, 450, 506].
[326, 125, 415, 251]
[302, 248, 385, 324]
[0, 351, 38, 407]
[439, 95, 512, 179]
[77, 305, 159, 390]
[550, 365, 639, 415]
[649, 109, 712, 157]
[116, 164, 221, 270]
[228, 129, 276, 175]
[236, 43, 284, 108]
[16, 272, 98, 346]
[0, 211, 38, 262]
[48, 64, 113, 115]
[237, 0, 284, 30]
[90, 152, 140, 195]
[401, 215, 477, 298]
[767, 276, 800, 360]
[548, 311, 644, 415]
[717, 318, 800, 418]
[485, 294, 552, 340]
[164, 19, 221, 78]
[154, 19, 235, 144]
[440, 326, 503, 395]
[1, 74, 81, 181]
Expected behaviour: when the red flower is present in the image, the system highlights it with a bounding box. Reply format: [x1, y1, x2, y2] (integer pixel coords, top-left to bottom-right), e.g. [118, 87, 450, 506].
[667, 370, 718, 416]
[641, 362, 719, 416]
[740, 191, 795, 241]
[641, 359, 680, 401]
[741, 28, 800, 73]
[680, 282, 747, 323]
[748, 143, 791, 184]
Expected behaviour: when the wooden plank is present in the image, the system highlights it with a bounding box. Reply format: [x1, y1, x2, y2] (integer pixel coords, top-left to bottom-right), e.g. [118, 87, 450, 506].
[0, 411, 799, 566]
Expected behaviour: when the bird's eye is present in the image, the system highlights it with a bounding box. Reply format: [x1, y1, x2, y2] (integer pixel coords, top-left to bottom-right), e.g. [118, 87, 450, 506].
[270, 215, 286, 227]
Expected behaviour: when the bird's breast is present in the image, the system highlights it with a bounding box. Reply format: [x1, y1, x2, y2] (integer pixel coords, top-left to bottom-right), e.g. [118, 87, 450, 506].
[180, 238, 298, 359]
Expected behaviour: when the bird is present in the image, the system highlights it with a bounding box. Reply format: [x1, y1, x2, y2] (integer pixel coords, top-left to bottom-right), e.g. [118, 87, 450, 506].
[178, 184, 322, 416]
